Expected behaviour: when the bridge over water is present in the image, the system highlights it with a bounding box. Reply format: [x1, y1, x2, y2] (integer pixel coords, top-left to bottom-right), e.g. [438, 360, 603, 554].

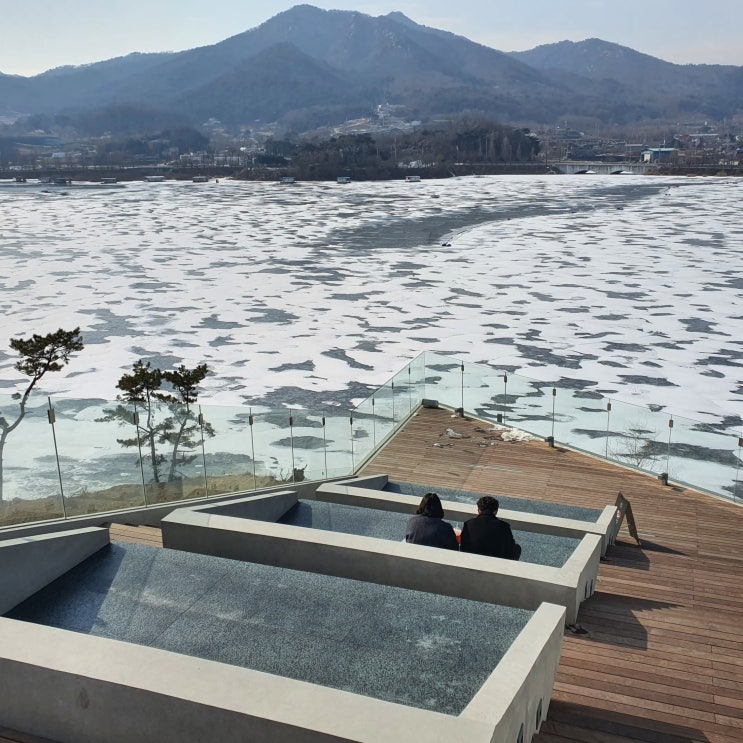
[549, 161, 654, 175]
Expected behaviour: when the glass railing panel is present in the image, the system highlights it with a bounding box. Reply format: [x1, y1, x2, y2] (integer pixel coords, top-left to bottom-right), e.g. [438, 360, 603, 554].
[667, 414, 742, 500]
[250, 410, 296, 489]
[461, 362, 505, 423]
[52, 398, 146, 517]
[322, 412, 354, 479]
[553, 387, 613, 458]
[0, 394, 64, 526]
[136, 399, 204, 506]
[286, 409, 332, 483]
[505, 375, 555, 439]
[603, 398, 669, 477]
[391, 360, 419, 422]
[200, 403, 255, 497]
[407, 352, 427, 409]
[423, 351, 463, 409]
[371, 381, 396, 445]
[350, 406, 376, 469]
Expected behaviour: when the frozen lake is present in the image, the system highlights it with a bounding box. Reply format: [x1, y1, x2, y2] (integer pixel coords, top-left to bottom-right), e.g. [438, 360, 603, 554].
[1, 174, 742, 428]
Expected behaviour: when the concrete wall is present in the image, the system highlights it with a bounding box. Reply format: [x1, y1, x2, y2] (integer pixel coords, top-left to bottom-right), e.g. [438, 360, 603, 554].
[0, 603, 563, 743]
[0, 617, 489, 743]
[317, 481, 616, 555]
[0, 479, 339, 543]
[464, 602, 566, 742]
[0, 527, 110, 614]
[192, 490, 298, 522]
[162, 500, 600, 624]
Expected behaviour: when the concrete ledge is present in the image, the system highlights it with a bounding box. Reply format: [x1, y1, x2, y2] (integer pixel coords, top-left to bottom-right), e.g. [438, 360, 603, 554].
[317, 480, 617, 555]
[0, 479, 341, 543]
[162, 495, 600, 624]
[0, 601, 563, 743]
[0, 527, 110, 614]
[187, 490, 298, 522]
[465, 602, 566, 741]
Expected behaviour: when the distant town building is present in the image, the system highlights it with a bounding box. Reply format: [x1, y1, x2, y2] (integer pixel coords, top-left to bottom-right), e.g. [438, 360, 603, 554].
[641, 147, 676, 163]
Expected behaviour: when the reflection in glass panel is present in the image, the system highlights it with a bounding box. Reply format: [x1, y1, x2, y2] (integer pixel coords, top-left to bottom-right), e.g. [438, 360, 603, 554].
[557, 387, 611, 459]
[322, 413, 354, 479]
[287, 410, 330, 483]
[372, 381, 396, 445]
[392, 361, 417, 422]
[407, 353, 427, 411]
[200, 403, 255, 497]
[424, 351, 462, 409]
[53, 398, 145, 517]
[461, 362, 504, 423]
[667, 414, 741, 500]
[135, 399, 206, 506]
[0, 394, 64, 526]
[735, 441, 743, 503]
[603, 399, 668, 477]
[350, 407, 376, 471]
[251, 410, 296, 488]
[504, 374, 554, 439]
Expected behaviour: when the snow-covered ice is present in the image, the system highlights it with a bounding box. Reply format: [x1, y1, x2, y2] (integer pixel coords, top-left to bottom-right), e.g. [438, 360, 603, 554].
[1, 174, 741, 428]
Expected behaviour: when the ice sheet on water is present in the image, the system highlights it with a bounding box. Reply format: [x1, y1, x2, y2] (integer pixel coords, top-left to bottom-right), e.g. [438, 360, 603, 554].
[0, 175, 741, 428]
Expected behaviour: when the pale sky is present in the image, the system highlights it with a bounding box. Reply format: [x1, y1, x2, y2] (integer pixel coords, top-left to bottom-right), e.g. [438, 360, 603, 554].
[1, 0, 741, 77]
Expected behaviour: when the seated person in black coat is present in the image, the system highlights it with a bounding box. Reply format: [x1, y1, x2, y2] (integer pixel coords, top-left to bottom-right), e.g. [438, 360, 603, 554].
[460, 495, 521, 560]
[405, 492, 459, 550]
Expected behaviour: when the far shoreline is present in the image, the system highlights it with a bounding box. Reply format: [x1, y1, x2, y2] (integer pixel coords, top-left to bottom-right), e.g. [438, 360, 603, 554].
[2, 162, 741, 184]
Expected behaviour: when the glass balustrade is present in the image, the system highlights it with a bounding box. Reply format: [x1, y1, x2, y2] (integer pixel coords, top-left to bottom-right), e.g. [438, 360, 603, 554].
[371, 380, 396, 446]
[285, 409, 330, 483]
[555, 387, 615, 459]
[249, 410, 297, 489]
[0, 394, 64, 526]
[601, 398, 669, 478]
[2, 350, 743, 528]
[349, 405, 377, 469]
[461, 362, 504, 422]
[199, 403, 255, 496]
[391, 359, 421, 422]
[423, 351, 463, 408]
[322, 413, 354, 479]
[51, 398, 146, 516]
[666, 413, 742, 499]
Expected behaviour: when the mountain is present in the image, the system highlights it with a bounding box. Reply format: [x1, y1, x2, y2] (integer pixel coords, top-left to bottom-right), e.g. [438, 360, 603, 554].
[1, 6, 741, 133]
[510, 39, 743, 122]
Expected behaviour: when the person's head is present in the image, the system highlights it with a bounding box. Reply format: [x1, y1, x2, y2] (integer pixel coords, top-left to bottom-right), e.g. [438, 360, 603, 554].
[417, 492, 444, 518]
[477, 495, 499, 515]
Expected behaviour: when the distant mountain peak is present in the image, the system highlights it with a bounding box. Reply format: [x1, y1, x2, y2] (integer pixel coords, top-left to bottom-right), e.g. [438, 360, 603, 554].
[384, 11, 417, 27]
[1, 6, 741, 129]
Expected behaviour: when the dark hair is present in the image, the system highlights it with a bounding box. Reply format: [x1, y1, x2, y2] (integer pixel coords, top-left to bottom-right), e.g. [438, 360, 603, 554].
[417, 492, 444, 518]
[477, 495, 499, 514]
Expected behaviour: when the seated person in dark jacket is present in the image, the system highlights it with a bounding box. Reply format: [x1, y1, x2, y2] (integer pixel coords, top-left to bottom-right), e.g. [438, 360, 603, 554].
[405, 492, 459, 550]
[460, 495, 521, 560]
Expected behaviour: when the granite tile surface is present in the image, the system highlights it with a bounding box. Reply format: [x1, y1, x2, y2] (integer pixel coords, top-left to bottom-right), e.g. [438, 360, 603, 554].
[7, 542, 534, 715]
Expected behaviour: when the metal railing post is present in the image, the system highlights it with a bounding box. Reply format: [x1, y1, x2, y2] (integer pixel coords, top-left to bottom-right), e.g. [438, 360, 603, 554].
[47, 397, 66, 519]
[249, 410, 256, 490]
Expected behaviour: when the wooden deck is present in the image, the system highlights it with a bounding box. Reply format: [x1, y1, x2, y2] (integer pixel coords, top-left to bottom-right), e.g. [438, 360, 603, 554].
[10, 407, 736, 743]
[107, 522, 163, 547]
[360, 407, 743, 743]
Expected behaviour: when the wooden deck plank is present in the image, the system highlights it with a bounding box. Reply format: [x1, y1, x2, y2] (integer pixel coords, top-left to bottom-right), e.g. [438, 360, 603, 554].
[360, 407, 743, 743]
[106, 522, 163, 547]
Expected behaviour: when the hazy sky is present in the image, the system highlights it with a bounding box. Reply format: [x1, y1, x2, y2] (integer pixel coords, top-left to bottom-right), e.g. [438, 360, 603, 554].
[2, 0, 741, 77]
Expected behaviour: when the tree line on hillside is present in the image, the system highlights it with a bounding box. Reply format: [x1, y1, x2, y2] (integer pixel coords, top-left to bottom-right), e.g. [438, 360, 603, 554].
[246, 118, 541, 180]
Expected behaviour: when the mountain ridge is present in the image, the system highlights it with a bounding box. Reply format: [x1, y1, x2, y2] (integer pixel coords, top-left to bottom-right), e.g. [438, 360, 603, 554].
[1, 5, 740, 130]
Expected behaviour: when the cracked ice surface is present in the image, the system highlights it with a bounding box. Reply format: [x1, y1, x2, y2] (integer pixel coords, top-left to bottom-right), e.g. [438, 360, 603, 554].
[1, 174, 742, 427]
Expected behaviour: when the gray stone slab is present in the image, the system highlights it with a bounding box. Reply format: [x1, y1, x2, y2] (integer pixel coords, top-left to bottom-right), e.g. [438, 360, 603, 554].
[280, 500, 580, 568]
[385, 481, 603, 522]
[7, 542, 534, 716]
